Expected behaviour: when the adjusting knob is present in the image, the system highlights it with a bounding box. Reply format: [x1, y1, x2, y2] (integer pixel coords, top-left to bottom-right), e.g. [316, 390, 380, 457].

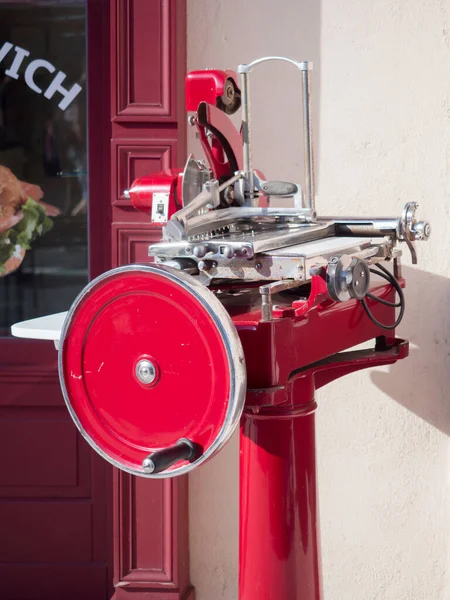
[411, 219, 431, 241]
[326, 256, 370, 302]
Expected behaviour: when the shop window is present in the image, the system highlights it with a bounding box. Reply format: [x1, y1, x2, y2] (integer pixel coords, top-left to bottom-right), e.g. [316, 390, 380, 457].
[0, 0, 87, 334]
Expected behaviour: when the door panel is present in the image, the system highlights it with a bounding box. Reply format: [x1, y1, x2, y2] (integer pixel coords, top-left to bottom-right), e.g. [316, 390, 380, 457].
[112, 0, 175, 120]
[110, 2, 192, 598]
[0, 565, 108, 600]
[0, 353, 110, 600]
[111, 139, 176, 207]
[0, 2, 111, 599]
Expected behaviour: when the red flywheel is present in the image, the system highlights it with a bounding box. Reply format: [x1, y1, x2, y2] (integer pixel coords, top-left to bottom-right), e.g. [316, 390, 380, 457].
[58, 264, 246, 477]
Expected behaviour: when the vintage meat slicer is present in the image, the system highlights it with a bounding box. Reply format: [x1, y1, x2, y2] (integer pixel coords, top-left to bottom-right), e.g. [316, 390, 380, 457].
[12, 56, 430, 600]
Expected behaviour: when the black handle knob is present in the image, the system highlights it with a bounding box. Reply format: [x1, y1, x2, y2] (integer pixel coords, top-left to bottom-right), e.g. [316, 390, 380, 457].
[142, 438, 199, 474]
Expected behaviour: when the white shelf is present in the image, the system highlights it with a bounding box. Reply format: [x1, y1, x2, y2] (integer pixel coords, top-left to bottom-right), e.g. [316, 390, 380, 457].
[11, 312, 68, 350]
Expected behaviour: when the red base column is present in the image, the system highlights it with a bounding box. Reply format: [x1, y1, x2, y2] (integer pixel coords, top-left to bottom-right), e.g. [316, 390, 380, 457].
[239, 376, 323, 600]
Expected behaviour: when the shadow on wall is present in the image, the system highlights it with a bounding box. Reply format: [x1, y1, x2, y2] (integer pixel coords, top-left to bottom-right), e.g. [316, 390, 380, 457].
[371, 265, 450, 436]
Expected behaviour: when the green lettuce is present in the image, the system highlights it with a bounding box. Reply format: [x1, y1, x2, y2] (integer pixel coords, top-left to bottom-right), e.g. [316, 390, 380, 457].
[0, 198, 53, 274]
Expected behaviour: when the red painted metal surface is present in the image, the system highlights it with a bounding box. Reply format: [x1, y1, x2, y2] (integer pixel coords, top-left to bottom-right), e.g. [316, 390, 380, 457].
[240, 397, 322, 600]
[185, 69, 268, 207]
[231, 282, 398, 389]
[61, 267, 232, 474]
[239, 340, 407, 600]
[128, 169, 182, 218]
[195, 102, 243, 179]
[186, 69, 240, 112]
[226, 284, 408, 600]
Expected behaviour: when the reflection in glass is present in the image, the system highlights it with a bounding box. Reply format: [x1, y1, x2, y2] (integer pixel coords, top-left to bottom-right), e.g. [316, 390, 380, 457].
[0, 1, 87, 333]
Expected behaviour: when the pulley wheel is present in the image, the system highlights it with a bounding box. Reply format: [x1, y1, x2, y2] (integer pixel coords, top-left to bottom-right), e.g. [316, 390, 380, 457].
[58, 264, 246, 478]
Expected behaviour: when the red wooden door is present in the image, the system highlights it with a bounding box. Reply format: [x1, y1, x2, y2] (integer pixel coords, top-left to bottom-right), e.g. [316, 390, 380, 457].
[0, 2, 112, 598]
[0, 1, 190, 599]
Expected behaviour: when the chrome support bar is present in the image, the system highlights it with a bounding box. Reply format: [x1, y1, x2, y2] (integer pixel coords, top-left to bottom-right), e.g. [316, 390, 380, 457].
[237, 57, 314, 210]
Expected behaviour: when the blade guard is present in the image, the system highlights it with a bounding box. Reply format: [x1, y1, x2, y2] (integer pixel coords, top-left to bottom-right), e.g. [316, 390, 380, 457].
[186, 69, 241, 114]
[58, 264, 246, 478]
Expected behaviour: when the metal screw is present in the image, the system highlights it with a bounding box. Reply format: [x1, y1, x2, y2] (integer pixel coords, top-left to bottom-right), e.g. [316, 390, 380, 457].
[136, 359, 157, 385]
[193, 244, 208, 258]
[413, 221, 431, 240]
[142, 457, 156, 473]
[223, 245, 235, 259]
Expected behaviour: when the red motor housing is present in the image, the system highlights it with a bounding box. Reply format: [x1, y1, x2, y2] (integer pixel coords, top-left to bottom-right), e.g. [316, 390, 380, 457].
[127, 169, 183, 222]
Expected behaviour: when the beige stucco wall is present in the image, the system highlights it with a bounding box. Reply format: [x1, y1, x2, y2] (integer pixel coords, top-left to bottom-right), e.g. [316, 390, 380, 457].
[187, 1, 450, 599]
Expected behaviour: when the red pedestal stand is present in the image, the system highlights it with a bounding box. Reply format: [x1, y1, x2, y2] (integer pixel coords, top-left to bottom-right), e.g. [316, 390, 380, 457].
[235, 287, 408, 600]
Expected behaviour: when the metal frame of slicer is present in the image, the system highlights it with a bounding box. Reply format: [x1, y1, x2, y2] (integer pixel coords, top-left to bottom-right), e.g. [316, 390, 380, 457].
[135, 56, 430, 324]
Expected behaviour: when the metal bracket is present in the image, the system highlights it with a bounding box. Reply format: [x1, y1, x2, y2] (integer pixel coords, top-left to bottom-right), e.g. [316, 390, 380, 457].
[290, 337, 409, 390]
[236, 56, 314, 209]
[259, 280, 301, 321]
[398, 202, 431, 265]
[245, 338, 409, 409]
